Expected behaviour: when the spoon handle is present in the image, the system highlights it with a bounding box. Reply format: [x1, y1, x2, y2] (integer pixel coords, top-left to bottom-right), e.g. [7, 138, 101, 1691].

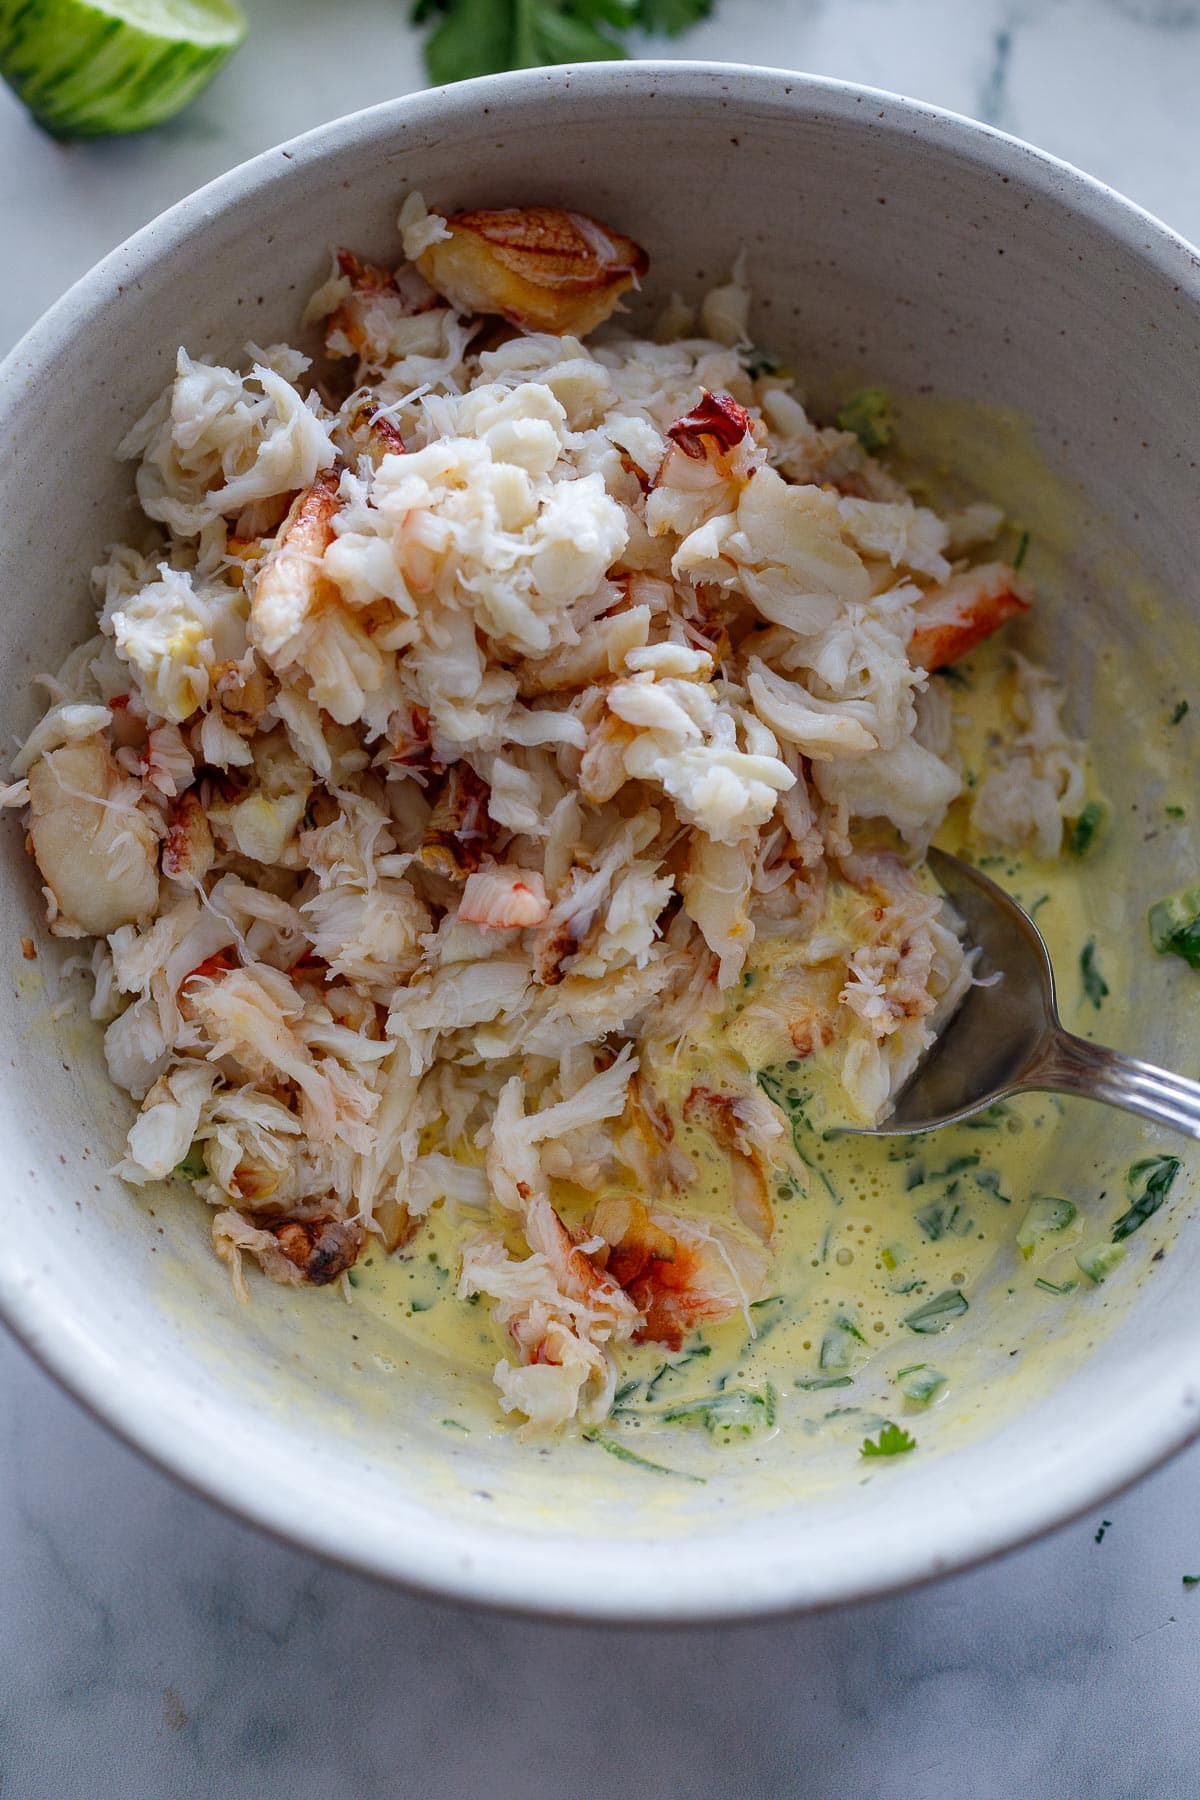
[1027, 1028, 1200, 1140]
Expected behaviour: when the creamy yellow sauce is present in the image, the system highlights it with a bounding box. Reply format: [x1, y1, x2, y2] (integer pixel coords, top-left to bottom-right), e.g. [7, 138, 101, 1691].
[120, 388, 1199, 1517]
[330, 626, 1191, 1489]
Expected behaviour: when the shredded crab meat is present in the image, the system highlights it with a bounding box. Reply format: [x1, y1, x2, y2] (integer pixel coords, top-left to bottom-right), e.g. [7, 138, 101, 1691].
[7, 195, 1076, 1435]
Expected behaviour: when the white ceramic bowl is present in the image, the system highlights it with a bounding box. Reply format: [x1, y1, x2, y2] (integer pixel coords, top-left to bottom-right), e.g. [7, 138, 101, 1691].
[3, 63, 1199, 1621]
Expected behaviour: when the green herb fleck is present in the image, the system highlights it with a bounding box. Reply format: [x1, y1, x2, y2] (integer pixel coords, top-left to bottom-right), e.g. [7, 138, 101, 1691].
[836, 387, 895, 453]
[1111, 1154, 1181, 1242]
[1095, 1518, 1112, 1544]
[741, 346, 780, 380]
[974, 1169, 1011, 1205]
[440, 1418, 469, 1433]
[1034, 1276, 1078, 1295]
[914, 1195, 973, 1241]
[757, 1068, 838, 1199]
[1148, 886, 1200, 969]
[174, 1147, 207, 1181]
[904, 1288, 969, 1334]
[1013, 529, 1030, 570]
[1166, 805, 1186, 820]
[644, 1342, 711, 1399]
[796, 1374, 854, 1391]
[1184, 1574, 1200, 1587]
[1067, 799, 1107, 858]
[583, 1430, 706, 1483]
[861, 1422, 917, 1458]
[1080, 938, 1109, 1008]
[939, 664, 971, 690]
[1171, 699, 1190, 725]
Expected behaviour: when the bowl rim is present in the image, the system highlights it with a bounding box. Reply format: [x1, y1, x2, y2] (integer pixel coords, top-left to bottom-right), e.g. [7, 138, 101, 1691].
[4, 58, 1200, 1623]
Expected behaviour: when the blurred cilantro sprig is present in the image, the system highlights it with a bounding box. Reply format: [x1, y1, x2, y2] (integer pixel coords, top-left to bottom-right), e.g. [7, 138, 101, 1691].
[412, 0, 716, 85]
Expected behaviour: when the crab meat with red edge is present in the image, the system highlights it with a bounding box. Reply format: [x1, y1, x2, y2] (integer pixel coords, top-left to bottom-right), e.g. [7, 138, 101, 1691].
[458, 864, 550, 930]
[908, 561, 1031, 671]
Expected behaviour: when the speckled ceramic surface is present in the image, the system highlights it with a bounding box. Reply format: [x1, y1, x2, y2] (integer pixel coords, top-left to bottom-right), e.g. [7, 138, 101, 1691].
[2, 63, 1199, 1621]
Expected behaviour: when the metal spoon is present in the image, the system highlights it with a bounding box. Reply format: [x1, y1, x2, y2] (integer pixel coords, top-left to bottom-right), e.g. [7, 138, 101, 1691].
[854, 846, 1200, 1139]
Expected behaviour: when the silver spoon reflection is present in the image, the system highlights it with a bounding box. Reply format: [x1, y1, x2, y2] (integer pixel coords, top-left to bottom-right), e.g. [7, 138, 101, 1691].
[849, 847, 1200, 1139]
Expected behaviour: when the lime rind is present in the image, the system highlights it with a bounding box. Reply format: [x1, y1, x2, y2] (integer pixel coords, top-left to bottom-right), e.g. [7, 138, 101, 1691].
[0, 0, 247, 137]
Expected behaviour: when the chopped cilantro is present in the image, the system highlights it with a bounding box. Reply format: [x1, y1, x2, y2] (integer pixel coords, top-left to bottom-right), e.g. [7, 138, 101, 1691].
[1080, 938, 1108, 1008]
[1067, 800, 1107, 858]
[1111, 1154, 1181, 1242]
[1184, 1574, 1200, 1587]
[414, 0, 716, 84]
[1171, 699, 1190, 725]
[904, 1288, 969, 1334]
[1148, 886, 1200, 969]
[1094, 1518, 1112, 1544]
[1013, 529, 1030, 570]
[1166, 805, 1186, 820]
[836, 387, 895, 453]
[861, 1422, 917, 1458]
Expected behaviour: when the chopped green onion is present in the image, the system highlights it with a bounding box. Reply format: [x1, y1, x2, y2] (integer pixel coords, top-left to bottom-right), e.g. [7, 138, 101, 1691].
[661, 1385, 777, 1443]
[1016, 1195, 1077, 1259]
[1034, 1276, 1078, 1295]
[584, 1431, 706, 1483]
[1076, 1242, 1127, 1285]
[1148, 887, 1200, 969]
[1111, 1154, 1180, 1241]
[904, 1288, 969, 1334]
[914, 1195, 973, 1241]
[1080, 939, 1108, 1009]
[819, 1314, 865, 1370]
[898, 1365, 947, 1407]
[1013, 530, 1030, 570]
[796, 1374, 854, 1391]
[1067, 800, 1107, 858]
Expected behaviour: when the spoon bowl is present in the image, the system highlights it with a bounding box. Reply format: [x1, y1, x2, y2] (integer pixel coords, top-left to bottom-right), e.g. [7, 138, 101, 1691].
[855, 848, 1200, 1139]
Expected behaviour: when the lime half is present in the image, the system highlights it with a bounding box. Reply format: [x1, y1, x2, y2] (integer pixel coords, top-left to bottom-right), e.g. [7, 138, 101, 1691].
[0, 0, 247, 138]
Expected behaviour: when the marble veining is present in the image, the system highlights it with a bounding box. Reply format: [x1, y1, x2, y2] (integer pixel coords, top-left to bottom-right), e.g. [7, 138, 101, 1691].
[4, 2, 1200, 1793]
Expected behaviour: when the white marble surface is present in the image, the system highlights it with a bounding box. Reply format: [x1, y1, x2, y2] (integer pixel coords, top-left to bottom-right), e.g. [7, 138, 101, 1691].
[4, 2, 1200, 1793]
